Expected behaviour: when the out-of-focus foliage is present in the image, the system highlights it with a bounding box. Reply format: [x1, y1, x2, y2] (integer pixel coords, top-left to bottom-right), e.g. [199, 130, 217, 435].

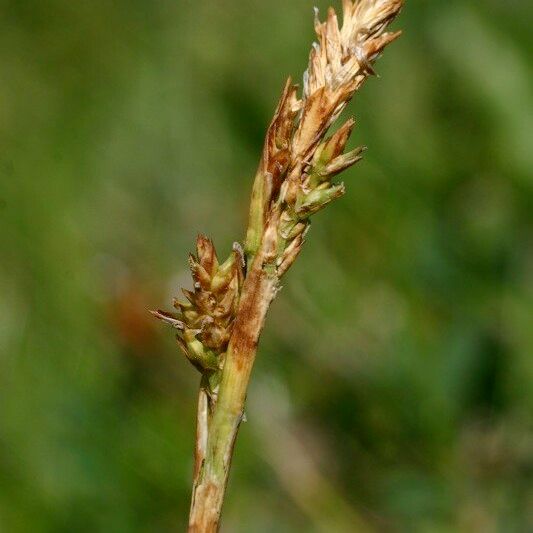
[0, 0, 531, 531]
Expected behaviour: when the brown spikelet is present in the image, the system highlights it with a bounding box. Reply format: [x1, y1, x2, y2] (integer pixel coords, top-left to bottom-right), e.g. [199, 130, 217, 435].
[246, 0, 403, 275]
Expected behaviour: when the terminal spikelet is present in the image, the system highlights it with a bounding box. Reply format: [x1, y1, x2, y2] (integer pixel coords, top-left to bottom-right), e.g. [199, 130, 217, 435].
[247, 0, 403, 276]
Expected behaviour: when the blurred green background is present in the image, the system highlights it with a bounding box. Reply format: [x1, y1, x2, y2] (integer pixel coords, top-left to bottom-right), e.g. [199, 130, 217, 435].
[1, 0, 532, 531]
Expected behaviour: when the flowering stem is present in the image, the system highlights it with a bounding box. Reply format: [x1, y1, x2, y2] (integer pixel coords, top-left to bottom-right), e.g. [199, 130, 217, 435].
[152, 2, 403, 530]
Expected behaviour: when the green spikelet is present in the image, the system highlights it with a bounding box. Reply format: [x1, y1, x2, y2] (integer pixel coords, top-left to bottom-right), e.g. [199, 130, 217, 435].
[151, 236, 244, 377]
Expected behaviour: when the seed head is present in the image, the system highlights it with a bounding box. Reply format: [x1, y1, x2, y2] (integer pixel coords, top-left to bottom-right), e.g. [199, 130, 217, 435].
[247, 0, 403, 276]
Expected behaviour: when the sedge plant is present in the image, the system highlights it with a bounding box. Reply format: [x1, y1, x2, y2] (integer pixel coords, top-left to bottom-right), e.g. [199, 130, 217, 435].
[152, 0, 404, 530]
